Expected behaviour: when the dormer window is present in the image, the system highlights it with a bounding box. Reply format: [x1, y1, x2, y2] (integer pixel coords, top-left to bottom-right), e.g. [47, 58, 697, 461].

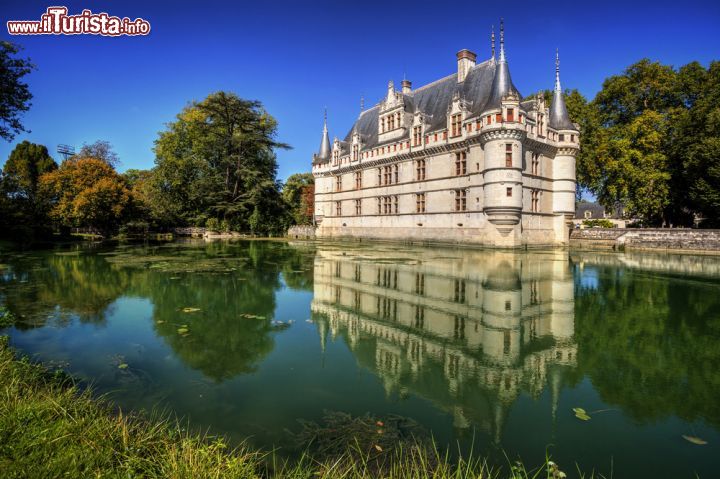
[507, 108, 514, 122]
[352, 144, 359, 161]
[451, 114, 462, 137]
[413, 126, 422, 146]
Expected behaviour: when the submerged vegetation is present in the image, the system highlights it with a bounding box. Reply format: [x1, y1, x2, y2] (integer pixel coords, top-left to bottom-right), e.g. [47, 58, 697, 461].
[0, 336, 596, 478]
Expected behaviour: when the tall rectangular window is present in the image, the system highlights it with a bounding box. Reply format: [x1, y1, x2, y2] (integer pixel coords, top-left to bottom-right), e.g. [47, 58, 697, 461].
[415, 159, 426, 181]
[335, 201, 342, 216]
[531, 153, 540, 175]
[377, 168, 382, 186]
[393, 164, 399, 184]
[377, 197, 382, 214]
[455, 151, 467, 176]
[505, 143, 513, 167]
[335, 175, 342, 192]
[451, 114, 462, 137]
[495, 113, 502, 123]
[413, 126, 422, 146]
[352, 144, 359, 161]
[506, 187, 513, 197]
[355, 199, 362, 215]
[393, 195, 398, 214]
[416, 193, 426, 213]
[355, 171, 362, 189]
[455, 189, 467, 211]
[531, 190, 540, 212]
[506, 108, 514, 122]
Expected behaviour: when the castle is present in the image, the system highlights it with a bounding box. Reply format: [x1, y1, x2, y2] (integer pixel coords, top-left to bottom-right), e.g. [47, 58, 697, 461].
[311, 22, 579, 247]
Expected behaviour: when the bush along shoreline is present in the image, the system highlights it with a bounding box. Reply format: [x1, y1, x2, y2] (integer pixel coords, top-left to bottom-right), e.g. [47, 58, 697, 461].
[0, 336, 593, 478]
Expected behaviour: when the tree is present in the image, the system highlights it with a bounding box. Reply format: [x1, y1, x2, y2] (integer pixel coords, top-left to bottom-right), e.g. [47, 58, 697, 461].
[0, 141, 57, 239]
[282, 172, 314, 225]
[3, 140, 57, 201]
[39, 157, 132, 235]
[77, 140, 120, 167]
[0, 41, 34, 142]
[152, 91, 291, 233]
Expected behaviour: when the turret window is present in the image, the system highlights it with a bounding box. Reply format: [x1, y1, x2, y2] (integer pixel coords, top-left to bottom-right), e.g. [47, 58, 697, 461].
[455, 151, 467, 176]
[455, 189, 467, 211]
[505, 144, 513, 167]
[495, 113, 502, 123]
[506, 187, 513, 197]
[507, 108, 514, 122]
[559, 134, 565, 142]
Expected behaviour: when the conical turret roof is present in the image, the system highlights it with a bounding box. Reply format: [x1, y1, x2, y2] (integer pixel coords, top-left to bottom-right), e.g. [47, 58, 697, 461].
[549, 51, 576, 131]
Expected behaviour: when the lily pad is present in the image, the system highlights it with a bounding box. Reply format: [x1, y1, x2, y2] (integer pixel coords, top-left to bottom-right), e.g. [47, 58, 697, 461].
[118, 363, 129, 370]
[182, 307, 201, 313]
[177, 327, 189, 335]
[573, 407, 591, 421]
[682, 435, 708, 445]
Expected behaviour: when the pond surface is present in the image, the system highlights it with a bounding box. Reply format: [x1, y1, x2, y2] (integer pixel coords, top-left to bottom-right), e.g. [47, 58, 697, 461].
[1, 240, 719, 478]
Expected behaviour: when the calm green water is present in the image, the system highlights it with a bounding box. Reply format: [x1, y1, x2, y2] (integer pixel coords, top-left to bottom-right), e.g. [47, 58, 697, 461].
[1, 240, 719, 478]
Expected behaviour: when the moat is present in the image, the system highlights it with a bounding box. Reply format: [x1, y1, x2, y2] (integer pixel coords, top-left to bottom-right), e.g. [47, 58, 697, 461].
[1, 239, 719, 478]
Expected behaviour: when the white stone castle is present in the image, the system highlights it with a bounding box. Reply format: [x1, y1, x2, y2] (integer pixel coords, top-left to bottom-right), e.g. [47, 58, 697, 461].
[311, 22, 579, 247]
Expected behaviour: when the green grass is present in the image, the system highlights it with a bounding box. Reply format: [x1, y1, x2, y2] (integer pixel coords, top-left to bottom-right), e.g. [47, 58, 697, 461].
[0, 336, 600, 478]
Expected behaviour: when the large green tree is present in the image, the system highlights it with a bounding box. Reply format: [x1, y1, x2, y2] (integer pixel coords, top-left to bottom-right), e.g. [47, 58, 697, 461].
[0, 41, 34, 142]
[151, 91, 291, 234]
[282, 172, 314, 225]
[0, 141, 57, 238]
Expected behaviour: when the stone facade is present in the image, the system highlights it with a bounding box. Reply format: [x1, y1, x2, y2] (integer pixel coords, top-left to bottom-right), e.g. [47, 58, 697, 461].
[571, 228, 720, 254]
[311, 25, 579, 248]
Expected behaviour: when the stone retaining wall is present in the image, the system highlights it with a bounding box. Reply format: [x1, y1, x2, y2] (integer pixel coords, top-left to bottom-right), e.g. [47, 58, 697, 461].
[287, 225, 316, 239]
[570, 228, 720, 254]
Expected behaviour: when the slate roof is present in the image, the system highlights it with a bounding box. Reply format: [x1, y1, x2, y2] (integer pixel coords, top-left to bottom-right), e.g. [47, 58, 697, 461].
[341, 58, 514, 151]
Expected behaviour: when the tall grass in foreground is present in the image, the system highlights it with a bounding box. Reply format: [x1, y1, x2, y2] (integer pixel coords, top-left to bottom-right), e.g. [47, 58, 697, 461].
[0, 336, 601, 478]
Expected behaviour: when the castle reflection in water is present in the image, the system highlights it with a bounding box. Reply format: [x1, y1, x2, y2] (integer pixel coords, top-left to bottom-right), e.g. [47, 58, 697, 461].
[310, 246, 575, 442]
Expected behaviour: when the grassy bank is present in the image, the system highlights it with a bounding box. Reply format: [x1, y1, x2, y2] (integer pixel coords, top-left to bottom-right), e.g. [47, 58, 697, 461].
[0, 336, 588, 478]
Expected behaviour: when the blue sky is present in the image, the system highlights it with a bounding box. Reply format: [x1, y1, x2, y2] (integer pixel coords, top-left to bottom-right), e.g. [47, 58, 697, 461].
[1, 0, 719, 181]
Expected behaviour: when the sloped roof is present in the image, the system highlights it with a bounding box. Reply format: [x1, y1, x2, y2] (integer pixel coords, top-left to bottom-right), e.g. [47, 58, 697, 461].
[342, 58, 515, 150]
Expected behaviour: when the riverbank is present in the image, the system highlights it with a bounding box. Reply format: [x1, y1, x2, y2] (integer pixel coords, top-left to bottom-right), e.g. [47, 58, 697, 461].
[570, 228, 720, 255]
[0, 336, 578, 479]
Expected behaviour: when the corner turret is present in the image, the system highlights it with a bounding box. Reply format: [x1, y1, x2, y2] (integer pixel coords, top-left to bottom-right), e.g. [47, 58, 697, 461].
[548, 50, 576, 131]
[313, 109, 331, 165]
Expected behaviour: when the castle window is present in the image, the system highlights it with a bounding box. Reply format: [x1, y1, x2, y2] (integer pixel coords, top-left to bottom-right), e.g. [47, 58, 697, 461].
[506, 187, 513, 197]
[352, 144, 359, 161]
[495, 113, 502, 123]
[531, 153, 540, 175]
[507, 108, 514, 122]
[559, 134, 565, 142]
[531, 190, 539, 212]
[393, 195, 398, 214]
[416, 193, 426, 213]
[381, 117, 386, 133]
[454, 279, 466, 303]
[415, 159, 426, 181]
[413, 127, 422, 146]
[434, 133, 438, 142]
[355, 199, 362, 216]
[486, 115, 492, 125]
[455, 189, 467, 211]
[443, 131, 448, 140]
[377, 198, 382, 214]
[355, 171, 362, 189]
[455, 151, 467, 175]
[415, 273, 425, 296]
[335, 201, 342, 216]
[584, 210, 592, 219]
[451, 114, 462, 137]
[505, 144, 513, 167]
[571, 134, 576, 142]
[393, 164, 399, 183]
[466, 123, 472, 133]
[335, 175, 342, 192]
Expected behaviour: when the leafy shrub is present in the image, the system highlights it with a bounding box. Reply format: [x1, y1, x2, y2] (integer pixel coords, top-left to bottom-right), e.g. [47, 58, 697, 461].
[583, 219, 616, 228]
[205, 218, 220, 232]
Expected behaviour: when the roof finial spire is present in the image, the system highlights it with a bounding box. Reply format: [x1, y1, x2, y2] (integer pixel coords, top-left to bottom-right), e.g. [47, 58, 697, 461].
[360, 95, 364, 112]
[323, 106, 327, 124]
[491, 25, 495, 59]
[555, 48, 561, 91]
[499, 18, 505, 62]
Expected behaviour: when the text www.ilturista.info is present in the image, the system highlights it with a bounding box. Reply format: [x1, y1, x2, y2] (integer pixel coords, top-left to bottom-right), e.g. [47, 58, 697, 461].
[7, 7, 150, 36]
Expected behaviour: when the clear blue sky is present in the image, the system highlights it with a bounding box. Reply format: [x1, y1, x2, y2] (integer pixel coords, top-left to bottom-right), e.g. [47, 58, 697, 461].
[1, 0, 719, 181]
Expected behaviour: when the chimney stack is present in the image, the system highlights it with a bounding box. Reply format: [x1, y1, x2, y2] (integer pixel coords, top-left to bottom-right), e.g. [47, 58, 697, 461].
[401, 79, 412, 94]
[456, 49, 477, 83]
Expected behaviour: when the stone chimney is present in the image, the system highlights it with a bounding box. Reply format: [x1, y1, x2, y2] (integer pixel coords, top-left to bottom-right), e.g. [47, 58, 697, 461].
[401, 79, 412, 94]
[457, 49, 477, 83]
